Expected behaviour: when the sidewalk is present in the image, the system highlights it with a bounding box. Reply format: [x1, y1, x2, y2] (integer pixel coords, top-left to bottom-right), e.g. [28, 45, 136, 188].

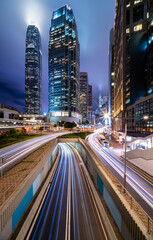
[109, 143, 153, 177]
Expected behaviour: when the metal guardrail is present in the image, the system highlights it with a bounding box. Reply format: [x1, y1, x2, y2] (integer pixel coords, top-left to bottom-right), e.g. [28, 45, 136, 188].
[119, 184, 153, 235]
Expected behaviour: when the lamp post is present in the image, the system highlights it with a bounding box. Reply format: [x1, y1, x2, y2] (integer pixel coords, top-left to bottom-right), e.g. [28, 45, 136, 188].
[114, 114, 149, 191]
[104, 112, 128, 191]
[124, 113, 127, 191]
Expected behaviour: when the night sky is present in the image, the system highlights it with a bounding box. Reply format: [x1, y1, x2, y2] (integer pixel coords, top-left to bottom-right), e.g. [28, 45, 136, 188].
[0, 0, 115, 113]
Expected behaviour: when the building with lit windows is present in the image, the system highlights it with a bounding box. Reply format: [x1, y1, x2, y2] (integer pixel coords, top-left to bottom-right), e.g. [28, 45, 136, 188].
[113, 0, 148, 132]
[127, 93, 153, 135]
[147, 0, 153, 94]
[0, 104, 21, 120]
[87, 84, 92, 123]
[80, 72, 88, 122]
[25, 25, 42, 115]
[48, 5, 80, 123]
[109, 28, 115, 121]
[95, 95, 108, 124]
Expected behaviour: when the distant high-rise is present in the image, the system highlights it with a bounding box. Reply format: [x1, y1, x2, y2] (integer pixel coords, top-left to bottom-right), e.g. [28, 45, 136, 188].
[48, 5, 80, 123]
[80, 72, 88, 122]
[87, 84, 92, 123]
[25, 25, 42, 115]
[99, 95, 103, 108]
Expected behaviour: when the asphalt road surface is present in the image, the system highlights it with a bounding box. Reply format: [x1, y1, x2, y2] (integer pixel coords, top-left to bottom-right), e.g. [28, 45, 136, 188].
[28, 143, 108, 240]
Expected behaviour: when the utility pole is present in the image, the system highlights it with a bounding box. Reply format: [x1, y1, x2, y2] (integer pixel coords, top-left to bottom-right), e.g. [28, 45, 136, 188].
[124, 112, 127, 192]
[0, 157, 3, 178]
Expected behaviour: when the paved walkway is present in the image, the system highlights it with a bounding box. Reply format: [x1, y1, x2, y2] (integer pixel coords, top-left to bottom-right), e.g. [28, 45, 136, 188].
[109, 142, 153, 177]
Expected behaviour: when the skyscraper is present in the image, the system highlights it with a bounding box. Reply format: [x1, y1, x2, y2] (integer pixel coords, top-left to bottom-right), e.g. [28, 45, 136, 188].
[25, 25, 42, 115]
[87, 84, 92, 124]
[48, 5, 80, 123]
[99, 95, 103, 108]
[80, 72, 88, 122]
[147, 0, 153, 94]
[109, 28, 115, 121]
[113, 0, 148, 131]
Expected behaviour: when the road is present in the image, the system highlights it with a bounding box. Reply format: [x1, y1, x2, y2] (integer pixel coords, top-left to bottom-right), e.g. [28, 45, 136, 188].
[27, 143, 109, 240]
[0, 132, 68, 173]
[86, 130, 153, 219]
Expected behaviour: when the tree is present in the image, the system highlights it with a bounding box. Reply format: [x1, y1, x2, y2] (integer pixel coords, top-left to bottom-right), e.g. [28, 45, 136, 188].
[58, 121, 65, 127]
[64, 122, 76, 129]
[9, 128, 18, 137]
[19, 128, 26, 135]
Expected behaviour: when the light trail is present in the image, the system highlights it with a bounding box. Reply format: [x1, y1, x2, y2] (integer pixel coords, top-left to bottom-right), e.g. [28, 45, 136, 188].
[28, 143, 109, 240]
[0, 132, 69, 172]
[86, 130, 153, 210]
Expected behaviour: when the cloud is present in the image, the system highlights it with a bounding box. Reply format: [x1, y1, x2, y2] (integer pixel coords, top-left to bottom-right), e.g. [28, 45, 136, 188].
[0, 73, 25, 112]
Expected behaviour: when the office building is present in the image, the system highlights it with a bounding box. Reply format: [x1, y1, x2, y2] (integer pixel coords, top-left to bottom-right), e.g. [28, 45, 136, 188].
[127, 93, 153, 135]
[109, 28, 115, 120]
[0, 104, 21, 120]
[147, 0, 153, 94]
[113, 0, 148, 132]
[25, 25, 42, 115]
[99, 95, 103, 108]
[48, 5, 80, 123]
[95, 95, 108, 124]
[87, 84, 92, 123]
[80, 72, 88, 122]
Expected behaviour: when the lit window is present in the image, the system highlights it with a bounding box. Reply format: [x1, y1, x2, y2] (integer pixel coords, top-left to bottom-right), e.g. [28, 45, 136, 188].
[126, 28, 130, 33]
[126, 0, 130, 7]
[134, 24, 142, 31]
[134, 0, 143, 4]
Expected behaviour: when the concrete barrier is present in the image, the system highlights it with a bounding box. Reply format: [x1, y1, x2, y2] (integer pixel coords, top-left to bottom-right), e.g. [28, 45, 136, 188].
[16, 147, 61, 240]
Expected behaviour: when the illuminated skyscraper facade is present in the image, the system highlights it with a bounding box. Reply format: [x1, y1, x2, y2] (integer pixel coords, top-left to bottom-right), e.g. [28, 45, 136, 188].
[25, 25, 42, 115]
[113, 0, 148, 131]
[48, 5, 80, 123]
[80, 72, 88, 122]
[147, 0, 153, 94]
[109, 28, 115, 120]
[87, 84, 92, 123]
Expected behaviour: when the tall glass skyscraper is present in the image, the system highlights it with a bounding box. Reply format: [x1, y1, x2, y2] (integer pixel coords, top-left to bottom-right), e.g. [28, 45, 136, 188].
[48, 5, 80, 123]
[80, 72, 88, 122]
[25, 25, 42, 115]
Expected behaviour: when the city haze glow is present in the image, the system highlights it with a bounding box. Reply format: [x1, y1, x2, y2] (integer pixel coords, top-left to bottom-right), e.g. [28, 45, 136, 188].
[24, 1, 45, 32]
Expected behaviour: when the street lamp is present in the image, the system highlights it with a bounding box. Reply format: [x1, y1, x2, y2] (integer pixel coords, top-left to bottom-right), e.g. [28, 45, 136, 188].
[124, 113, 127, 192]
[113, 113, 150, 191]
[143, 115, 149, 120]
[104, 112, 128, 191]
